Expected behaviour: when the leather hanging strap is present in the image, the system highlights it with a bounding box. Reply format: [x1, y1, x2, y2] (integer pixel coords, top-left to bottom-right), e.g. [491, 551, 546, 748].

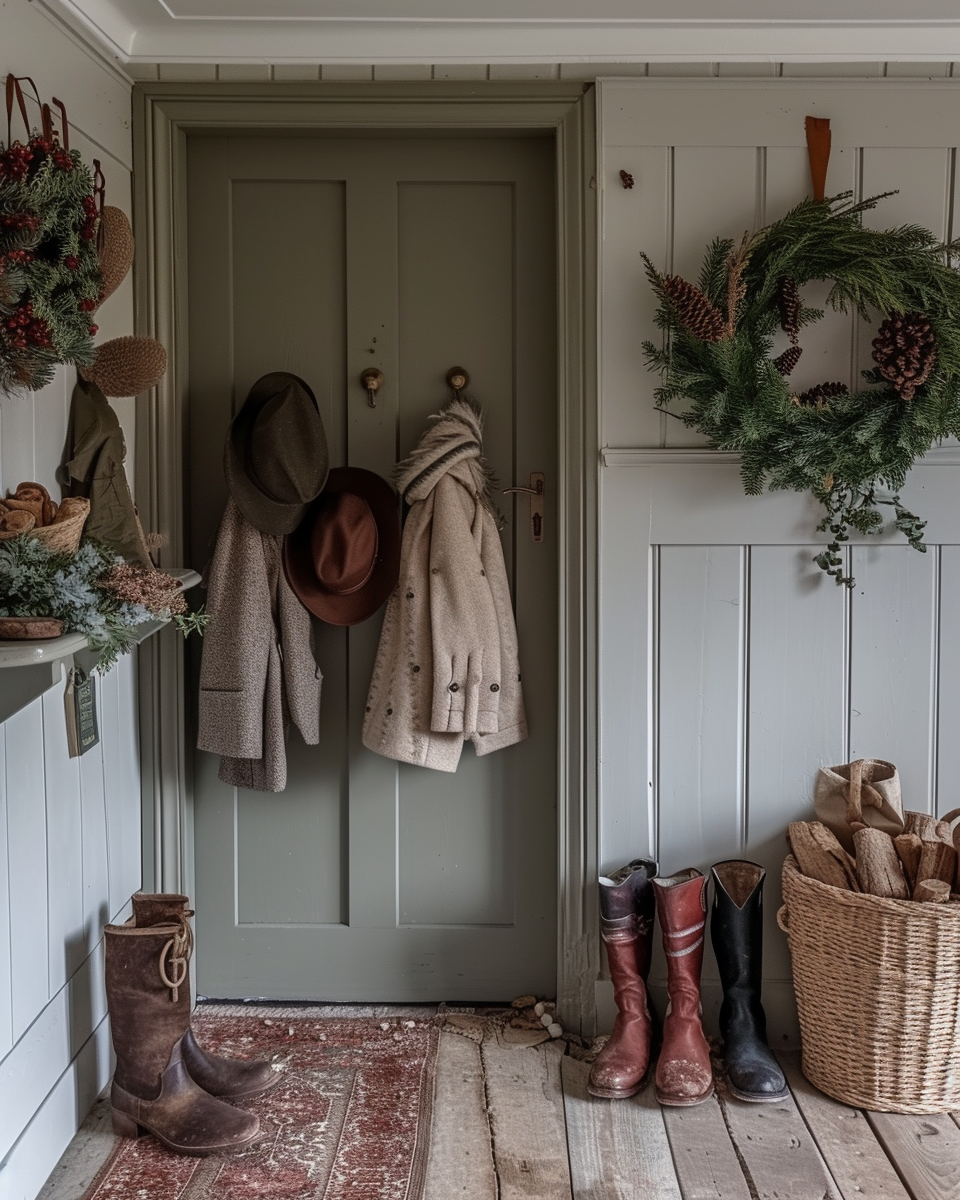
[50, 97, 69, 150]
[5, 74, 41, 145]
[805, 115, 831, 202]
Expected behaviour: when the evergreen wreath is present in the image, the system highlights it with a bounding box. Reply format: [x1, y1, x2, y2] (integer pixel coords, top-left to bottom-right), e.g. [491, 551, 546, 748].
[0, 79, 102, 392]
[642, 191, 960, 586]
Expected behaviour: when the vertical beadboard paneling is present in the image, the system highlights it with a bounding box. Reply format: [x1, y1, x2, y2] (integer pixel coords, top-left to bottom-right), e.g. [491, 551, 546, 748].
[32, 372, 69, 492]
[937, 547, 960, 819]
[0, 390, 36, 492]
[747, 548, 847, 983]
[102, 661, 143, 921]
[113, 656, 143, 916]
[600, 145, 670, 448]
[0, 6, 136, 1188]
[0, 732, 11, 1058]
[657, 545, 745, 875]
[79, 715, 110, 960]
[5, 702, 50, 1040]
[43, 678, 85, 996]
[849, 546, 938, 810]
[597, 467, 656, 869]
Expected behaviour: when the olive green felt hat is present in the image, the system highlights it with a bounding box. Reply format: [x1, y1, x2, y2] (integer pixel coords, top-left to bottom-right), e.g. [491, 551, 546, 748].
[224, 372, 329, 535]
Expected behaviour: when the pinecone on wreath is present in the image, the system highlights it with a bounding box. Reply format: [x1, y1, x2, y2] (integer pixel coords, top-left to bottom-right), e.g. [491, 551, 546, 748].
[794, 381, 849, 408]
[774, 345, 803, 376]
[660, 275, 726, 343]
[777, 276, 802, 345]
[871, 312, 936, 401]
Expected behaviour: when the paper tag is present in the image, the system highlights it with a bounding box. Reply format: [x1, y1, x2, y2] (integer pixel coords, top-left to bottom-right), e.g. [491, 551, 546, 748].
[64, 666, 100, 758]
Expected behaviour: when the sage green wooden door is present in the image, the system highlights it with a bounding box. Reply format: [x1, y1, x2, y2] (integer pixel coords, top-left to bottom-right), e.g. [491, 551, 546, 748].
[185, 133, 557, 1001]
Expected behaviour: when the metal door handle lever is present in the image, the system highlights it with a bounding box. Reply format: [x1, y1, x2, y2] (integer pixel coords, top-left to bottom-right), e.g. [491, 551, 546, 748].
[503, 472, 545, 542]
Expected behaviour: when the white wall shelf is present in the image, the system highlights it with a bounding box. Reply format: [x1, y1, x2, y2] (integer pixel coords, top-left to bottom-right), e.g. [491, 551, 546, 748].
[0, 568, 201, 722]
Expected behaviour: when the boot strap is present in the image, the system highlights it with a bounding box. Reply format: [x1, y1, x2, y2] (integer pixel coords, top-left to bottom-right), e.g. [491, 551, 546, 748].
[664, 935, 703, 958]
[158, 918, 193, 1002]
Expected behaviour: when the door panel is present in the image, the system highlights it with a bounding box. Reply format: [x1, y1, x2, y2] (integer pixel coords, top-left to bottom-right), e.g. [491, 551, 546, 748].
[187, 134, 557, 1001]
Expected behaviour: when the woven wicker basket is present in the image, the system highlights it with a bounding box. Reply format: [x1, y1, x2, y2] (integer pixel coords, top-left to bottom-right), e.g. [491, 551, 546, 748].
[779, 853, 960, 1113]
[0, 498, 90, 554]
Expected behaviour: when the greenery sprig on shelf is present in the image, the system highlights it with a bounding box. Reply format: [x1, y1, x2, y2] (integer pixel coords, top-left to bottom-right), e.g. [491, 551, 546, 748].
[641, 191, 960, 586]
[0, 535, 207, 671]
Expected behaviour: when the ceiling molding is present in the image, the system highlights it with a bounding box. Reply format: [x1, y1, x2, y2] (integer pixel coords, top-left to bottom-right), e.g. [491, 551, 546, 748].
[35, 0, 960, 63]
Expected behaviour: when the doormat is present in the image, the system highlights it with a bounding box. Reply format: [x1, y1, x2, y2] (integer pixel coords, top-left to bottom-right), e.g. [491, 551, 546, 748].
[81, 1006, 439, 1200]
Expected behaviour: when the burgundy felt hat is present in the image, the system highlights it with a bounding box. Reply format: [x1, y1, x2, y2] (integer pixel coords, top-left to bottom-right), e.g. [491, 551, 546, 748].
[282, 467, 400, 627]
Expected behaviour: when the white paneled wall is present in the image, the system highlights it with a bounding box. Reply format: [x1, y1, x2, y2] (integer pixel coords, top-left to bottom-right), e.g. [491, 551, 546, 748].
[598, 79, 960, 1042]
[0, 6, 135, 1197]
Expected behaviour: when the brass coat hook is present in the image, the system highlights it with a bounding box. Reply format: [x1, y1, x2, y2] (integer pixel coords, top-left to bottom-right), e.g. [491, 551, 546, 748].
[446, 366, 469, 398]
[360, 367, 383, 408]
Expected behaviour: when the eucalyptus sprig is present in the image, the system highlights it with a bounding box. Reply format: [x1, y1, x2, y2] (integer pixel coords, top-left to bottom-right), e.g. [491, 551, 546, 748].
[642, 192, 960, 586]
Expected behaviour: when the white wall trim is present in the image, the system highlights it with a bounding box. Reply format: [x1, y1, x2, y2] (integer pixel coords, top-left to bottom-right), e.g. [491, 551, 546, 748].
[132, 81, 599, 1032]
[36, 1, 960, 66]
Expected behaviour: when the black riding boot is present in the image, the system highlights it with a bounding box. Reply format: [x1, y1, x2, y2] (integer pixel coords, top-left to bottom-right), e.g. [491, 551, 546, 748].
[710, 860, 788, 1103]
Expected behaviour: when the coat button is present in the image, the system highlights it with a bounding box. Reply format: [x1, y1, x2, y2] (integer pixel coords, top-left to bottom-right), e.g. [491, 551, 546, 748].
[365, 706, 371, 712]
[406, 591, 414, 599]
[490, 684, 499, 692]
[387, 708, 393, 715]
[431, 567, 440, 575]
[480, 569, 485, 576]
[449, 683, 459, 692]
[412, 665, 421, 673]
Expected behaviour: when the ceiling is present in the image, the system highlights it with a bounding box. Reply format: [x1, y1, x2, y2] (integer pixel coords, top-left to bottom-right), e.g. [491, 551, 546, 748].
[40, 0, 960, 65]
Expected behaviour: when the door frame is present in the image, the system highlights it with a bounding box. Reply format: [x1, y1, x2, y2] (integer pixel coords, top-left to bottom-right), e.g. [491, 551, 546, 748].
[131, 81, 599, 1031]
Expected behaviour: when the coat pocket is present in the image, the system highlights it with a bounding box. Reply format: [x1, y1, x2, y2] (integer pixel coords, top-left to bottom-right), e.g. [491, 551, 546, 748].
[197, 687, 262, 759]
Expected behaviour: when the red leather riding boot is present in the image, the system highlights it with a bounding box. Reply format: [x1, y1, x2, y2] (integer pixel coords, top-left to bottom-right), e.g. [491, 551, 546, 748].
[653, 869, 714, 1106]
[130, 893, 278, 1100]
[587, 858, 657, 1099]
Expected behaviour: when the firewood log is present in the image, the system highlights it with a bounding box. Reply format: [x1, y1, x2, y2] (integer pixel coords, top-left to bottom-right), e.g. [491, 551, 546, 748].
[894, 833, 923, 892]
[915, 878, 951, 904]
[787, 821, 859, 891]
[853, 828, 910, 899]
[916, 838, 957, 891]
[904, 811, 941, 841]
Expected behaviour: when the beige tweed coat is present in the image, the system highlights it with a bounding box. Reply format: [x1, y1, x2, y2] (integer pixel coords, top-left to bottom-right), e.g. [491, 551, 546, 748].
[197, 498, 322, 792]
[362, 398, 527, 771]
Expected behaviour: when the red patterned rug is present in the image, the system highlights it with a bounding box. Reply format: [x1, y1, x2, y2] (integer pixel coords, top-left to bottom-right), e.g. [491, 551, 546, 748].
[82, 1007, 439, 1200]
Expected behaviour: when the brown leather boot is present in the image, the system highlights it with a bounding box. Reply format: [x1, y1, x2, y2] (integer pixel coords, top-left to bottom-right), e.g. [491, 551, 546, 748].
[653, 869, 714, 1106]
[104, 920, 261, 1155]
[588, 859, 657, 1098]
[128, 892, 278, 1101]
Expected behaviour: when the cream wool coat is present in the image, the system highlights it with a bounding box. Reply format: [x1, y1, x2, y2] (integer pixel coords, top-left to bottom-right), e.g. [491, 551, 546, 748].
[362, 398, 527, 771]
[197, 498, 323, 792]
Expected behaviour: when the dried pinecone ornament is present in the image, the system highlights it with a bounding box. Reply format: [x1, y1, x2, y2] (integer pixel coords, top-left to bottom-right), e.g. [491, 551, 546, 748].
[660, 275, 726, 343]
[774, 345, 803, 376]
[794, 381, 849, 408]
[777, 277, 802, 345]
[871, 312, 936, 400]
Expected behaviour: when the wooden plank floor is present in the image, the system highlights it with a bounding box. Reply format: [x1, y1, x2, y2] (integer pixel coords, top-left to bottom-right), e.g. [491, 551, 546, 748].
[37, 1010, 960, 1200]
